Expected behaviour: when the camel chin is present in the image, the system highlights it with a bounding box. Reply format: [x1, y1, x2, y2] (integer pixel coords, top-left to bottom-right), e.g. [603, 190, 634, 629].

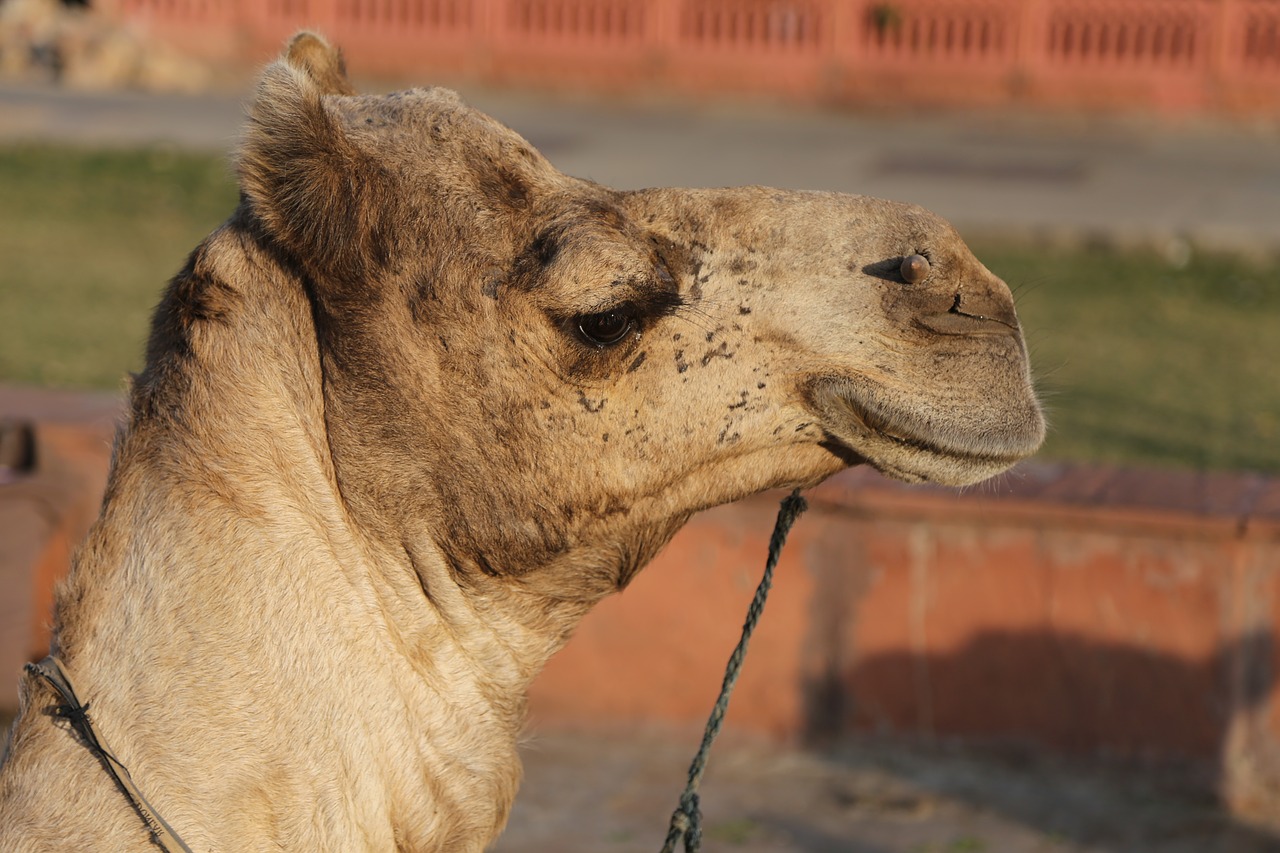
[809, 374, 1046, 487]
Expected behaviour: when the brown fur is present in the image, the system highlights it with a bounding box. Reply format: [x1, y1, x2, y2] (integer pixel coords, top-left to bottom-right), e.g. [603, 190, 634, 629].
[0, 33, 1043, 851]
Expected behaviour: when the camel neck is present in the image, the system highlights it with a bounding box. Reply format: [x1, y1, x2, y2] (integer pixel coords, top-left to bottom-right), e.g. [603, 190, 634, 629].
[399, 536, 595, 701]
[45, 413, 529, 848]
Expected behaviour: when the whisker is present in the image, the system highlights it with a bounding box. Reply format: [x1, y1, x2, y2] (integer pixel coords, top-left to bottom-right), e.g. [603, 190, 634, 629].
[671, 309, 715, 336]
[1010, 274, 1058, 302]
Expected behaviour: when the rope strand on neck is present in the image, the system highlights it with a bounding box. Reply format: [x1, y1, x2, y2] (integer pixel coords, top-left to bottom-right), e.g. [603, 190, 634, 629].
[660, 489, 808, 853]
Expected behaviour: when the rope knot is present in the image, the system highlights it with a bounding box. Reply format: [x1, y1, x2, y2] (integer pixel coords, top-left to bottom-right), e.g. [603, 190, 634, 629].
[51, 700, 92, 729]
[661, 790, 702, 852]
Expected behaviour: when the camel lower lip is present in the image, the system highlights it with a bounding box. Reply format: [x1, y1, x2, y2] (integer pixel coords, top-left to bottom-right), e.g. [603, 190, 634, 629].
[808, 377, 1038, 481]
[839, 399, 1014, 465]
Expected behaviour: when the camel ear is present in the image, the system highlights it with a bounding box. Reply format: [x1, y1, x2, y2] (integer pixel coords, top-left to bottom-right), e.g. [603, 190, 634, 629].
[239, 33, 385, 282]
[284, 31, 356, 96]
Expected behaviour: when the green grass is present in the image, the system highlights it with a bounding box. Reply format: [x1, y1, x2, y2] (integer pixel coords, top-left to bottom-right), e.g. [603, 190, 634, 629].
[705, 817, 760, 844]
[975, 241, 1280, 473]
[1, 144, 1277, 473]
[0, 144, 238, 389]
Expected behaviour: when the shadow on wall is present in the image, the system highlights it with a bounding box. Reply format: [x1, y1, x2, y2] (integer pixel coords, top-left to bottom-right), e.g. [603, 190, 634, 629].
[813, 629, 1271, 752]
[801, 629, 1280, 851]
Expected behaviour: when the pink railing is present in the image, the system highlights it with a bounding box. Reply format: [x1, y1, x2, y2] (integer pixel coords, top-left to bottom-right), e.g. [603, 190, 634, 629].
[679, 0, 828, 52]
[1044, 0, 1213, 71]
[853, 0, 1021, 70]
[505, 0, 646, 42]
[1241, 0, 1280, 70]
[97, 0, 1280, 112]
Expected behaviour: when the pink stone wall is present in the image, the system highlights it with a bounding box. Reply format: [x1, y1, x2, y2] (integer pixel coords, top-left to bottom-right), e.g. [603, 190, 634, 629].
[3, 401, 1279, 814]
[98, 0, 1280, 115]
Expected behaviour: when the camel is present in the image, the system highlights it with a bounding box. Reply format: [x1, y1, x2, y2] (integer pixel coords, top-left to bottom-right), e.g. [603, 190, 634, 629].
[0, 33, 1044, 851]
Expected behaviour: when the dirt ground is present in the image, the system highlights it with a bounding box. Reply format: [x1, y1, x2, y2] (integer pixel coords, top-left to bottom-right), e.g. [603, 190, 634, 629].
[8, 712, 1276, 850]
[496, 729, 1280, 853]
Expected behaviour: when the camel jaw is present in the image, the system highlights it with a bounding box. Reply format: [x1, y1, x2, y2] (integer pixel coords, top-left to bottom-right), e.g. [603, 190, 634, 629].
[808, 375, 1046, 486]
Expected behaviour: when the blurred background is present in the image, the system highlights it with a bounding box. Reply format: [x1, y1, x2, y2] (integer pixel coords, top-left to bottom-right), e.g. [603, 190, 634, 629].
[1, 0, 1279, 850]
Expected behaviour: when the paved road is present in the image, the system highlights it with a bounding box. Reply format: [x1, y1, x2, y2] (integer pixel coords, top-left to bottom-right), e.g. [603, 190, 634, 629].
[2, 81, 1278, 255]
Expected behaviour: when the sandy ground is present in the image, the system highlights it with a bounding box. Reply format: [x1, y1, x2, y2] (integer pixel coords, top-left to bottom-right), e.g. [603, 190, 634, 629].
[497, 729, 1280, 852]
[8, 711, 1272, 851]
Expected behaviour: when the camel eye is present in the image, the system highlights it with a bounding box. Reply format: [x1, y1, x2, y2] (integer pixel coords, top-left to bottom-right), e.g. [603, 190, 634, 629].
[900, 253, 931, 284]
[577, 310, 635, 347]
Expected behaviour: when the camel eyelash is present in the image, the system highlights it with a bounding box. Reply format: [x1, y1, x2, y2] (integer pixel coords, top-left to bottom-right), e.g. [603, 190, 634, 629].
[561, 289, 684, 326]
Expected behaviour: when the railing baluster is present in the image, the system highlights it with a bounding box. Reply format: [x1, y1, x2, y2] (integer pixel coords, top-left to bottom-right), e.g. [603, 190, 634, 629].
[93, 0, 1280, 112]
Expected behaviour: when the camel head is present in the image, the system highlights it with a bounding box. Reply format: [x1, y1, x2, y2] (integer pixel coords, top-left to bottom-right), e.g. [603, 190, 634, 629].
[238, 35, 1044, 594]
